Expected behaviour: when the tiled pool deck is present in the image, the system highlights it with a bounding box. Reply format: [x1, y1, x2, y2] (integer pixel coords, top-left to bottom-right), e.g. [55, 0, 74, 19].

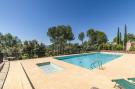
[3, 52, 135, 89]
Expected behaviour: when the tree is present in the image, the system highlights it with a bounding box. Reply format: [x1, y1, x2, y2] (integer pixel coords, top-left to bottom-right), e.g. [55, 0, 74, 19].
[0, 32, 46, 60]
[124, 24, 127, 50]
[117, 27, 120, 44]
[66, 26, 75, 43]
[96, 31, 107, 45]
[87, 29, 97, 45]
[47, 25, 74, 55]
[87, 29, 107, 46]
[83, 41, 89, 51]
[65, 26, 74, 54]
[0, 33, 22, 59]
[22, 40, 46, 59]
[47, 26, 58, 55]
[127, 33, 135, 41]
[113, 28, 122, 45]
[36, 43, 46, 57]
[119, 32, 122, 44]
[78, 32, 85, 45]
[113, 37, 117, 43]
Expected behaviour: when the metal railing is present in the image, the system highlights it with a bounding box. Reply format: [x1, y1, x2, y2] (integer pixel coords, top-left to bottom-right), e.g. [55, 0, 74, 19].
[90, 60, 103, 70]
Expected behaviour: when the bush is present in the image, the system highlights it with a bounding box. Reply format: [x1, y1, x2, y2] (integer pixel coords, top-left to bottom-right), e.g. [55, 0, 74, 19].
[129, 46, 135, 51]
[87, 44, 98, 51]
[112, 44, 123, 51]
[99, 43, 111, 50]
[21, 53, 29, 59]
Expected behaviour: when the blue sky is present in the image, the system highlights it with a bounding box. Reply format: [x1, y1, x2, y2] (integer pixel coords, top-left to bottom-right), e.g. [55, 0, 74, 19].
[0, 0, 135, 45]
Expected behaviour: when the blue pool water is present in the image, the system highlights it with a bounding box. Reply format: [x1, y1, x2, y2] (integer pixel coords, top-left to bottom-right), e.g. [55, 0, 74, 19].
[37, 62, 63, 74]
[56, 53, 121, 69]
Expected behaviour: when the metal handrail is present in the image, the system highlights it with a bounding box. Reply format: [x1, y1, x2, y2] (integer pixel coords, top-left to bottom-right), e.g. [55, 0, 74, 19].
[90, 60, 103, 70]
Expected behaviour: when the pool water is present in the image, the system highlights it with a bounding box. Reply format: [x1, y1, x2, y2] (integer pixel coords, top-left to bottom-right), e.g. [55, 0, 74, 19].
[56, 53, 121, 69]
[37, 62, 63, 74]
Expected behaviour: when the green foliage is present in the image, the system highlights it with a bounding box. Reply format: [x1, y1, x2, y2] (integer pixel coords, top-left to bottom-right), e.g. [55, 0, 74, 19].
[1, 24, 133, 60]
[127, 33, 135, 41]
[82, 41, 88, 51]
[0, 33, 22, 59]
[78, 32, 85, 52]
[0, 33, 46, 60]
[129, 46, 135, 51]
[36, 43, 46, 57]
[124, 24, 127, 50]
[112, 44, 123, 51]
[99, 43, 111, 50]
[78, 32, 85, 44]
[119, 32, 122, 44]
[96, 31, 108, 44]
[117, 27, 120, 44]
[86, 44, 98, 51]
[87, 29, 97, 45]
[114, 28, 122, 45]
[113, 37, 117, 43]
[47, 25, 74, 55]
[70, 43, 81, 53]
[21, 53, 29, 59]
[22, 40, 46, 59]
[87, 29, 108, 45]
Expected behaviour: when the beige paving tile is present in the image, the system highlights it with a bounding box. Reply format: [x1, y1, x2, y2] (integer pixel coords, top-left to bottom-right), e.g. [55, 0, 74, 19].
[21, 57, 115, 89]
[4, 53, 135, 89]
[3, 61, 32, 89]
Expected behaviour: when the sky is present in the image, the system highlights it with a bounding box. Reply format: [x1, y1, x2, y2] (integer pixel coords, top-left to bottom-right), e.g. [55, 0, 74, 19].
[0, 0, 135, 45]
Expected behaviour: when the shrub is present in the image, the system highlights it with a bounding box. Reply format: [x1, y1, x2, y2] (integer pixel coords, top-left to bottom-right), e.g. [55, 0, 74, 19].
[99, 43, 111, 50]
[21, 53, 29, 59]
[88, 45, 98, 51]
[112, 44, 123, 51]
[129, 46, 135, 51]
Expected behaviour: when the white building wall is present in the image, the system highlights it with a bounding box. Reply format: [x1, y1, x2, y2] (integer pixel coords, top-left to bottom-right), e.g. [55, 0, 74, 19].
[126, 41, 131, 51]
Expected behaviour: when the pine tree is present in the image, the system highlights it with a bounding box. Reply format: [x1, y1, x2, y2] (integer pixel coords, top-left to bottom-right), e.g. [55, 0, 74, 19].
[124, 24, 127, 50]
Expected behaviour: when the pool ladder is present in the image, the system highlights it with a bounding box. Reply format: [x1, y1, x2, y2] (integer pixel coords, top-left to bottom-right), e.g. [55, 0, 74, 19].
[90, 60, 103, 70]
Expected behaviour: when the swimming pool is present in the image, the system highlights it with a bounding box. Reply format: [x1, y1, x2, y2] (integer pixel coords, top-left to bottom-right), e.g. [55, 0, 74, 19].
[56, 53, 121, 69]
